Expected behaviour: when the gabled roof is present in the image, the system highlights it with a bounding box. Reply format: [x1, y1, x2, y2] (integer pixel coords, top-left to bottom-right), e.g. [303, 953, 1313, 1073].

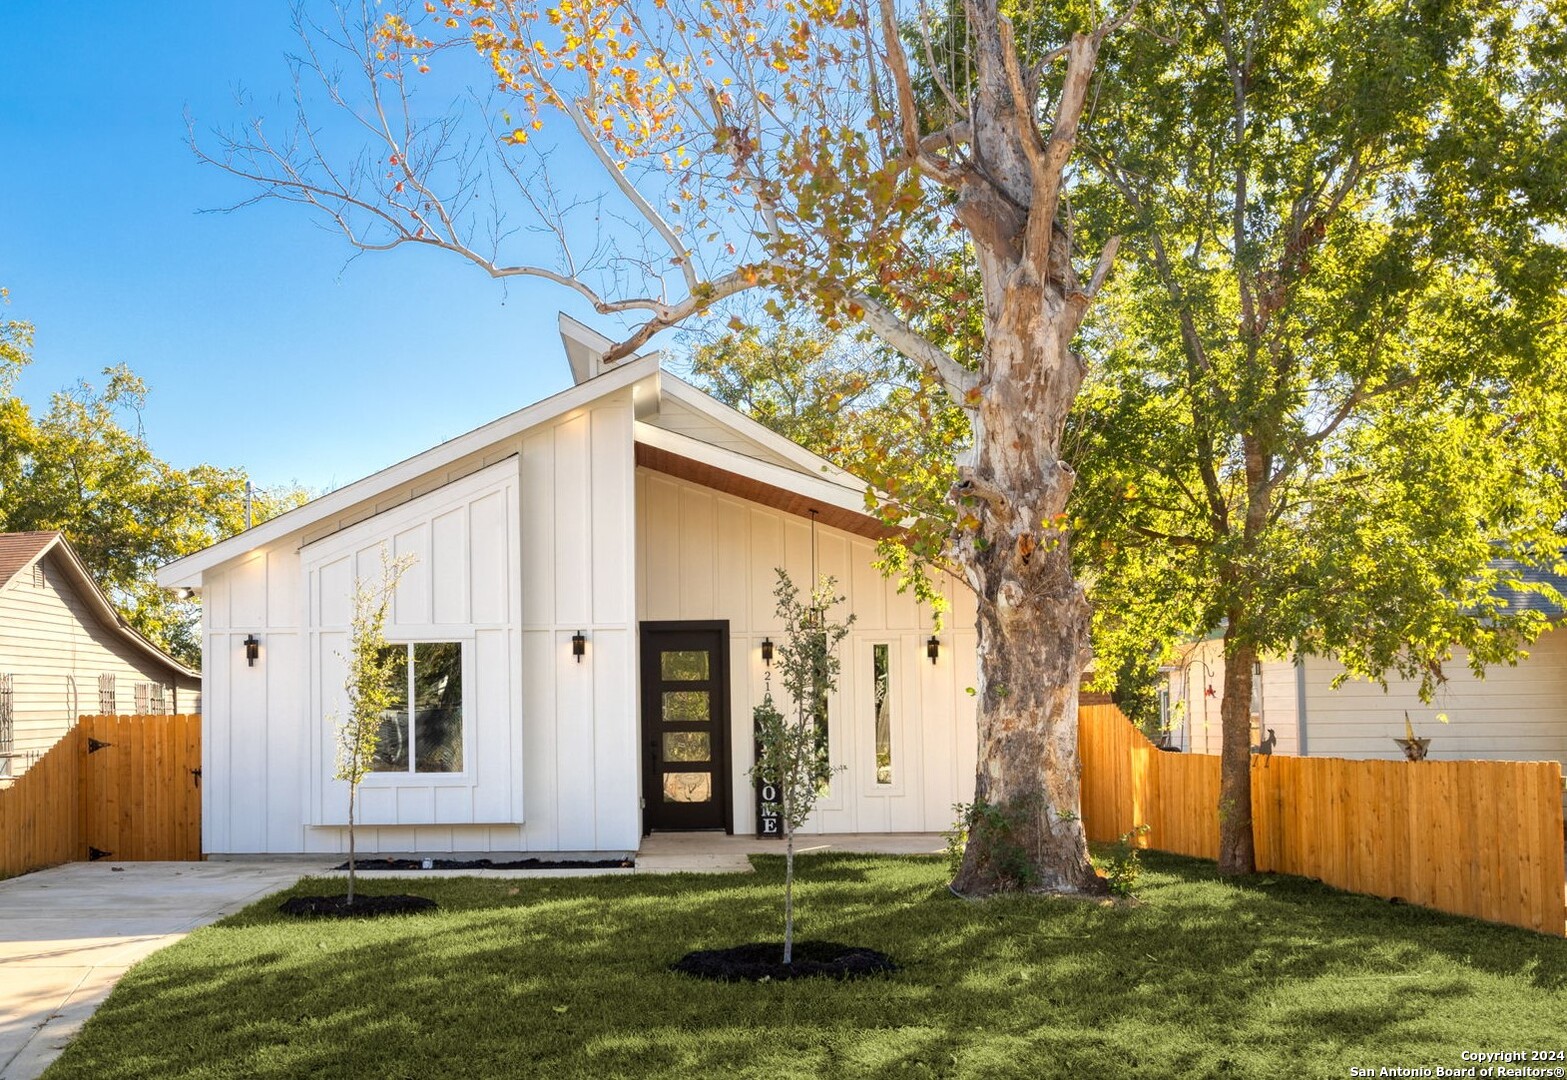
[0, 531, 58, 591]
[0, 531, 199, 680]
[156, 350, 665, 588]
[156, 315, 889, 589]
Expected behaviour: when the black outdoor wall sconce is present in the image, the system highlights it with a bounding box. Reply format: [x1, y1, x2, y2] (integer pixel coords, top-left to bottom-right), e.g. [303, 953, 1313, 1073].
[244, 634, 261, 667]
[571, 630, 587, 662]
[761, 638, 774, 666]
[927, 635, 940, 664]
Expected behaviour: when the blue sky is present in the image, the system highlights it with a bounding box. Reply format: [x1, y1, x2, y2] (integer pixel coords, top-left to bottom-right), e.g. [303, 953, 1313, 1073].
[0, 4, 625, 494]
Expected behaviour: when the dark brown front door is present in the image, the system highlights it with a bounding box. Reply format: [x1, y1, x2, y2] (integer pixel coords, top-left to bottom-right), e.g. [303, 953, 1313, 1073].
[640, 622, 731, 832]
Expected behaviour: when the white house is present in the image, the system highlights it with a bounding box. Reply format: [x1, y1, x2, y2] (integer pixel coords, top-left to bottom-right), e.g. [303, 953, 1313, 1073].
[1162, 565, 1566, 773]
[156, 317, 978, 857]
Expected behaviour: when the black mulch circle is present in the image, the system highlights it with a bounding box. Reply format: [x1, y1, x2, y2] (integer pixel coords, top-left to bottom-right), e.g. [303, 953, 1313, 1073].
[333, 857, 632, 871]
[672, 941, 898, 982]
[278, 894, 439, 918]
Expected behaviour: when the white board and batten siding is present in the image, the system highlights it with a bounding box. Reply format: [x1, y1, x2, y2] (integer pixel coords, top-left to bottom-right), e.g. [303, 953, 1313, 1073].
[636, 468, 979, 835]
[201, 393, 640, 855]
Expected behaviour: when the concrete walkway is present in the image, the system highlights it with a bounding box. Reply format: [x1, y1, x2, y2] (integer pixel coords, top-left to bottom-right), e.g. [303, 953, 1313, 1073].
[0, 860, 324, 1080]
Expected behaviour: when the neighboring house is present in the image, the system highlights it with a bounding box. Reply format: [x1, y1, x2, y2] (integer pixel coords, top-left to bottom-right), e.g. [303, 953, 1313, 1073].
[1162, 563, 1567, 774]
[155, 316, 979, 857]
[0, 531, 201, 784]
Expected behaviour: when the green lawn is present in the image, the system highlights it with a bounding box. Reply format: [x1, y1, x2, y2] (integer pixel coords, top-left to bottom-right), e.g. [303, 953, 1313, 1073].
[45, 851, 1567, 1080]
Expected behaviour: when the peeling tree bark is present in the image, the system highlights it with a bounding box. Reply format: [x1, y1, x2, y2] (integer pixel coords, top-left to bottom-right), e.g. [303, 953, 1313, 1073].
[940, 0, 1124, 898]
[948, 303, 1102, 895]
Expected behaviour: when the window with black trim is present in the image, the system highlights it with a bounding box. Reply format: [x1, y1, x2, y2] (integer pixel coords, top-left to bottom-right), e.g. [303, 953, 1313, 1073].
[872, 643, 892, 785]
[370, 642, 464, 774]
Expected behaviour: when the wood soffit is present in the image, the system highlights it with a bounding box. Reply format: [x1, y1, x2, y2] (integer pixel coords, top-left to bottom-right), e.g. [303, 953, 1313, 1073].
[635, 443, 891, 541]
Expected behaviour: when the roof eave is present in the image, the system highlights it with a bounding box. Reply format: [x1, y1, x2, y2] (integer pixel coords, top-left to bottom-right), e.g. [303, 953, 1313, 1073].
[156, 354, 664, 587]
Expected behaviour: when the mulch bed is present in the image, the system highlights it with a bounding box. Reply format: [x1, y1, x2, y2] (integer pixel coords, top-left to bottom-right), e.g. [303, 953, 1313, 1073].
[672, 941, 898, 982]
[278, 894, 439, 918]
[333, 857, 633, 871]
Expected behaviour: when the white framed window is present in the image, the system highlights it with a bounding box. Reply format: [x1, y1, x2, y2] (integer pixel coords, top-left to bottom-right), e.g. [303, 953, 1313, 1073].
[98, 674, 116, 714]
[370, 641, 465, 775]
[134, 682, 150, 714]
[151, 684, 168, 715]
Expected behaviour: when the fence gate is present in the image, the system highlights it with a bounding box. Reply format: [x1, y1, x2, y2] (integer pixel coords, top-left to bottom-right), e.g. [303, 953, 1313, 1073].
[79, 714, 202, 861]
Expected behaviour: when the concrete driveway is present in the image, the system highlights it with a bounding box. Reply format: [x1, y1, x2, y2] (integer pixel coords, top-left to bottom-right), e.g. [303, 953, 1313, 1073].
[0, 861, 319, 1080]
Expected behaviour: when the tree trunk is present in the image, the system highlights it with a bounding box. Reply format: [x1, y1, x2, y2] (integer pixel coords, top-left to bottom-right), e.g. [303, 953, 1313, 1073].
[1217, 628, 1257, 875]
[347, 786, 357, 904]
[949, 295, 1102, 897]
[783, 830, 795, 965]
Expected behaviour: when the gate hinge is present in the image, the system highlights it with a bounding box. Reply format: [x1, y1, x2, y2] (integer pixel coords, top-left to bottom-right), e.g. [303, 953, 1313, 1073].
[190, 767, 202, 788]
[87, 846, 113, 861]
[87, 737, 113, 754]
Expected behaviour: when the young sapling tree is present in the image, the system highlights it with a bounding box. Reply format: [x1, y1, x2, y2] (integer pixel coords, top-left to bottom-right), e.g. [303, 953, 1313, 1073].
[750, 569, 853, 965]
[334, 550, 415, 904]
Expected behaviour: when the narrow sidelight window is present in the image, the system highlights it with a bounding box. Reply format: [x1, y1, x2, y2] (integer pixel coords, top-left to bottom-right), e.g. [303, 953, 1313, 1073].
[872, 644, 892, 785]
[371, 642, 464, 774]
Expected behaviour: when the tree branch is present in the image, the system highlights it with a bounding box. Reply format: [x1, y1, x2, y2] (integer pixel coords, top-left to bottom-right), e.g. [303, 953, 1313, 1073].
[877, 0, 966, 186]
[565, 100, 699, 294]
[844, 288, 978, 402]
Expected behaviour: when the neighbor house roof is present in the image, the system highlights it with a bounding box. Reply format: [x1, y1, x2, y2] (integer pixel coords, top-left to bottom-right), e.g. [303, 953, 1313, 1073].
[1493, 557, 1567, 618]
[0, 531, 59, 591]
[0, 530, 199, 680]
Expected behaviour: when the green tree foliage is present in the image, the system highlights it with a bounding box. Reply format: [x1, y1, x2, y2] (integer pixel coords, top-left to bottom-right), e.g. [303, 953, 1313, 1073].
[0, 302, 310, 667]
[333, 550, 415, 903]
[749, 569, 853, 963]
[1061, 0, 1567, 871]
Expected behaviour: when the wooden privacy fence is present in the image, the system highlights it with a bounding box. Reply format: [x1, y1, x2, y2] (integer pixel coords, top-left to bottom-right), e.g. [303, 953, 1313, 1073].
[1078, 704, 1567, 936]
[0, 714, 201, 877]
[0, 719, 81, 877]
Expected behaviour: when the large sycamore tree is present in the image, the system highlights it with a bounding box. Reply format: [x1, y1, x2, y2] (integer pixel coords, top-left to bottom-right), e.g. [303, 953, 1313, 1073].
[205, 0, 1141, 893]
[1065, 0, 1567, 872]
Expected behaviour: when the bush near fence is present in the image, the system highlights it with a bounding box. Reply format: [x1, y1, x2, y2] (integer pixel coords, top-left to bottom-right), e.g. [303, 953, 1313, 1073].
[0, 714, 201, 878]
[1079, 704, 1567, 936]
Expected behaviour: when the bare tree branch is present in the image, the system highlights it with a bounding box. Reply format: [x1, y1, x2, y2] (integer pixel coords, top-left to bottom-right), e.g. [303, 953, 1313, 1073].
[877, 0, 967, 186]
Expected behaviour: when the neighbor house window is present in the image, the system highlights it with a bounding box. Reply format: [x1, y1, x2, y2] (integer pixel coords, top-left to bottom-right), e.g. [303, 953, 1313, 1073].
[98, 674, 115, 714]
[370, 642, 464, 774]
[0, 674, 13, 778]
[872, 644, 892, 785]
[134, 682, 150, 714]
[151, 684, 168, 715]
